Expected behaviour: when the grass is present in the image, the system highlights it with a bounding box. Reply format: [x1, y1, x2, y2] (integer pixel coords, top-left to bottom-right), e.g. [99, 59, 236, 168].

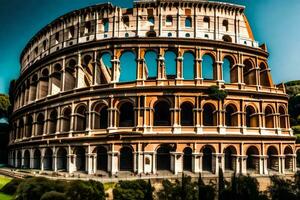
[0, 175, 13, 200]
[104, 182, 116, 191]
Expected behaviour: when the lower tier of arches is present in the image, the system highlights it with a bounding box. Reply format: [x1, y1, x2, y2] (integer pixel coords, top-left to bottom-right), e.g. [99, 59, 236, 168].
[8, 140, 297, 176]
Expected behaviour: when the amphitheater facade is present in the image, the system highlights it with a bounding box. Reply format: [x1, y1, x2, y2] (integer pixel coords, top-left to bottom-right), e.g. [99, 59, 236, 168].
[8, 0, 298, 177]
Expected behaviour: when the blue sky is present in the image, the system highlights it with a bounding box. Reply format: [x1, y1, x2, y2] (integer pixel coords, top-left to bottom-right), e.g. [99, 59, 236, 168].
[0, 0, 299, 94]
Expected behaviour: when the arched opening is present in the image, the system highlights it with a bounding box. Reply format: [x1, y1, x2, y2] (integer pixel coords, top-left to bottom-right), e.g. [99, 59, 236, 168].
[154, 101, 171, 126]
[119, 146, 133, 171]
[164, 50, 177, 79]
[202, 54, 214, 80]
[224, 146, 237, 171]
[203, 104, 216, 126]
[225, 104, 238, 127]
[82, 55, 93, 87]
[57, 148, 67, 171]
[100, 52, 112, 68]
[183, 147, 193, 171]
[33, 149, 41, 169]
[146, 31, 156, 37]
[246, 106, 258, 127]
[185, 17, 192, 28]
[23, 150, 30, 169]
[246, 146, 259, 173]
[183, 52, 195, 80]
[39, 69, 49, 98]
[180, 102, 194, 126]
[222, 57, 233, 83]
[94, 104, 108, 129]
[16, 151, 21, 168]
[36, 113, 45, 135]
[62, 108, 71, 132]
[243, 59, 256, 85]
[284, 147, 293, 171]
[259, 63, 272, 87]
[44, 148, 53, 170]
[18, 119, 24, 139]
[145, 50, 158, 79]
[75, 105, 87, 131]
[29, 75, 38, 101]
[156, 145, 172, 171]
[64, 59, 76, 91]
[26, 115, 33, 137]
[75, 147, 86, 171]
[222, 35, 232, 42]
[202, 146, 214, 172]
[96, 146, 108, 171]
[119, 102, 134, 127]
[265, 106, 275, 128]
[51, 63, 62, 95]
[49, 110, 58, 134]
[267, 146, 279, 172]
[279, 106, 287, 129]
[119, 51, 137, 82]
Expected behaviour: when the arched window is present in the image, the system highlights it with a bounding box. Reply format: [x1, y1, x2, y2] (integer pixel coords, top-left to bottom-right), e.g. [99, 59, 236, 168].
[51, 64, 62, 95]
[243, 59, 256, 85]
[103, 19, 109, 32]
[202, 146, 214, 172]
[225, 104, 238, 127]
[279, 106, 287, 129]
[265, 106, 275, 128]
[203, 104, 216, 126]
[246, 146, 259, 173]
[39, 69, 49, 98]
[267, 146, 279, 172]
[164, 51, 176, 78]
[96, 146, 108, 171]
[62, 108, 71, 132]
[18, 119, 24, 139]
[156, 145, 172, 171]
[119, 51, 137, 82]
[183, 52, 195, 80]
[145, 50, 158, 79]
[23, 150, 30, 169]
[154, 101, 171, 126]
[180, 102, 194, 126]
[223, 20, 229, 31]
[57, 148, 67, 171]
[119, 102, 134, 127]
[26, 116, 33, 138]
[94, 104, 108, 129]
[222, 57, 232, 83]
[64, 59, 76, 91]
[246, 106, 258, 127]
[33, 149, 41, 169]
[284, 147, 293, 171]
[146, 31, 156, 37]
[185, 17, 192, 28]
[183, 147, 192, 171]
[202, 54, 214, 80]
[44, 148, 53, 170]
[75, 147, 86, 171]
[36, 113, 44, 135]
[75, 105, 87, 131]
[222, 35, 232, 43]
[100, 52, 112, 68]
[120, 146, 133, 171]
[224, 146, 236, 171]
[260, 63, 271, 87]
[29, 75, 38, 101]
[49, 110, 58, 134]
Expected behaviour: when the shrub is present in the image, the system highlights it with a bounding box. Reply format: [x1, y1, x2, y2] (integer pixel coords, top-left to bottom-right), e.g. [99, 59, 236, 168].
[40, 191, 66, 200]
[113, 179, 153, 200]
[268, 176, 297, 200]
[15, 177, 59, 200]
[65, 180, 105, 200]
[207, 86, 228, 101]
[0, 178, 22, 195]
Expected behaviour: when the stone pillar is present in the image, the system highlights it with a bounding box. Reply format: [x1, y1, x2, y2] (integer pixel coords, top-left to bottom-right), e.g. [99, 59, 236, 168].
[108, 151, 118, 175]
[111, 57, 120, 83]
[240, 156, 247, 174]
[175, 56, 183, 84]
[157, 55, 166, 80]
[192, 153, 202, 173]
[171, 152, 182, 175]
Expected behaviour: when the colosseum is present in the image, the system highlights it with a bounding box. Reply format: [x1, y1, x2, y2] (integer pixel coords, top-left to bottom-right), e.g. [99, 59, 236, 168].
[8, 0, 298, 178]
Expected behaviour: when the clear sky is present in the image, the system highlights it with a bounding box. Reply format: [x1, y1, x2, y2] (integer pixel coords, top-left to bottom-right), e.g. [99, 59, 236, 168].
[0, 0, 299, 94]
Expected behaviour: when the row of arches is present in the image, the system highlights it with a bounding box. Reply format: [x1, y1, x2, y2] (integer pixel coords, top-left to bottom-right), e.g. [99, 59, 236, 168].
[12, 99, 288, 139]
[12, 145, 295, 174]
[16, 50, 272, 109]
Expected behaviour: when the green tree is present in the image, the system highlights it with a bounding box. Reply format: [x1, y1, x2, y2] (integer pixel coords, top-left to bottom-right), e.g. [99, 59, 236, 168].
[207, 86, 228, 101]
[0, 94, 10, 118]
[113, 180, 153, 200]
[65, 180, 105, 200]
[268, 176, 297, 200]
[197, 174, 215, 200]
